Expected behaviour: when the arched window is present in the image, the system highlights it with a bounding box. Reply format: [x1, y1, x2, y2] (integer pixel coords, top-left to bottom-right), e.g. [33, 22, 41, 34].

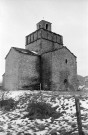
[46, 24, 48, 30]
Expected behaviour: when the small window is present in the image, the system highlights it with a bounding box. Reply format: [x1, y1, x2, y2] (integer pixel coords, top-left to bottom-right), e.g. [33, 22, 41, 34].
[64, 79, 68, 84]
[65, 59, 67, 64]
[39, 24, 41, 29]
[46, 24, 48, 30]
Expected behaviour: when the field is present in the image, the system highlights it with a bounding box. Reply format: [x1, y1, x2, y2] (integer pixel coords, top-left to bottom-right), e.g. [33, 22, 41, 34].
[0, 90, 88, 135]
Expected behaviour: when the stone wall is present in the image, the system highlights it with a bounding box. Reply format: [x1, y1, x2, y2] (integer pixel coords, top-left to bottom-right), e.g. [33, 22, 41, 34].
[25, 39, 41, 54]
[26, 29, 63, 45]
[18, 53, 40, 90]
[41, 47, 78, 91]
[52, 48, 77, 91]
[4, 48, 20, 90]
[4, 48, 40, 90]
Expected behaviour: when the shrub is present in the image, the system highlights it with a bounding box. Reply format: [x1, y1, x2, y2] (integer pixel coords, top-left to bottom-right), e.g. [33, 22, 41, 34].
[0, 98, 16, 111]
[23, 101, 60, 120]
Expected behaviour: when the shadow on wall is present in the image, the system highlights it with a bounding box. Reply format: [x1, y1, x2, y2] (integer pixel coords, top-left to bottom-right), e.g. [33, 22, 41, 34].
[19, 57, 41, 90]
[21, 77, 40, 90]
[21, 56, 52, 90]
[41, 57, 52, 90]
[22, 84, 40, 90]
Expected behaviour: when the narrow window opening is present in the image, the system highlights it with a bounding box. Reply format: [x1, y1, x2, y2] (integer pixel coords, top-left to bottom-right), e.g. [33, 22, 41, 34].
[65, 59, 67, 64]
[46, 24, 48, 30]
[64, 79, 68, 84]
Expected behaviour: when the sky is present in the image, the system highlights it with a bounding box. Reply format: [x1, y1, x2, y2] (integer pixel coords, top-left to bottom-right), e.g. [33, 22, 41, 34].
[0, 0, 88, 82]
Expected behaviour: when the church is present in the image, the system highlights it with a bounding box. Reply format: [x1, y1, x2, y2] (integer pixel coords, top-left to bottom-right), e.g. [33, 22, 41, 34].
[3, 20, 78, 91]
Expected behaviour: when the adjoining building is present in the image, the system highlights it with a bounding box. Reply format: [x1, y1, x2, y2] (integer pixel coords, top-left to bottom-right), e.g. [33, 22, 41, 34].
[3, 20, 78, 91]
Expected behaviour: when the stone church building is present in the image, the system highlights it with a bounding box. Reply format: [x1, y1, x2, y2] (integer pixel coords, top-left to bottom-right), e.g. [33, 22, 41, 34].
[3, 20, 78, 91]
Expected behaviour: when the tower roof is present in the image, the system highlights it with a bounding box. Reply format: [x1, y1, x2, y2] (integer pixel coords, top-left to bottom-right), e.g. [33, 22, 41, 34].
[37, 20, 52, 31]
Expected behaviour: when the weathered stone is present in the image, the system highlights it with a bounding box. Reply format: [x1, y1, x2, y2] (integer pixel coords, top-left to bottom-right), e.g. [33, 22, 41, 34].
[41, 47, 77, 91]
[3, 20, 77, 91]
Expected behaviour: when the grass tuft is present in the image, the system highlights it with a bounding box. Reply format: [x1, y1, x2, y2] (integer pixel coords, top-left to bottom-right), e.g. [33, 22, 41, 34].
[23, 101, 60, 120]
[0, 98, 16, 111]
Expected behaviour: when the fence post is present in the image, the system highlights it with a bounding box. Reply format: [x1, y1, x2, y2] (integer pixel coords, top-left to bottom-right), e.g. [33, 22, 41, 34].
[75, 96, 83, 135]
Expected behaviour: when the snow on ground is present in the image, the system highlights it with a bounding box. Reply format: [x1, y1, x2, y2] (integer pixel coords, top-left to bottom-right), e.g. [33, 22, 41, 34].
[0, 90, 88, 135]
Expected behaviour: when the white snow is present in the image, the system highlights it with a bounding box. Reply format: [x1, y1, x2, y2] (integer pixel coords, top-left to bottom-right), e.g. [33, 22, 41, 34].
[0, 90, 88, 135]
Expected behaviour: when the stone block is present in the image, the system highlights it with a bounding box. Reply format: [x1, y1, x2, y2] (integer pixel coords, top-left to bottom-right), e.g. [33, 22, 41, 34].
[31, 34, 34, 42]
[48, 32, 52, 41]
[57, 35, 61, 43]
[53, 34, 57, 42]
[28, 35, 31, 44]
[38, 30, 42, 38]
[34, 32, 37, 40]
[42, 29, 47, 39]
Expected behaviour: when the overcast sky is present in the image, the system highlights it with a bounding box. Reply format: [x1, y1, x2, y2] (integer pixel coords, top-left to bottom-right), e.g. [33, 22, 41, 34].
[0, 0, 88, 82]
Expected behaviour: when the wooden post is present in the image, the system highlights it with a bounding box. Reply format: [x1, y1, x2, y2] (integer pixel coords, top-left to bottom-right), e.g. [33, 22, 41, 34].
[39, 55, 42, 90]
[75, 96, 83, 135]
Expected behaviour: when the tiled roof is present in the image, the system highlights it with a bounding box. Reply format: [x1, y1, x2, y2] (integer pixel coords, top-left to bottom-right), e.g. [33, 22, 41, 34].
[13, 47, 39, 56]
[5, 47, 39, 59]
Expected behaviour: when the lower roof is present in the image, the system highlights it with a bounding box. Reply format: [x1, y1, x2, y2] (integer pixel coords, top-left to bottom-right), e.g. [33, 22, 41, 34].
[13, 47, 39, 56]
[5, 47, 40, 59]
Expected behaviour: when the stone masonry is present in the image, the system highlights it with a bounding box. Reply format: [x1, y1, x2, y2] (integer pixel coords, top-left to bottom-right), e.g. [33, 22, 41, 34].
[3, 20, 78, 91]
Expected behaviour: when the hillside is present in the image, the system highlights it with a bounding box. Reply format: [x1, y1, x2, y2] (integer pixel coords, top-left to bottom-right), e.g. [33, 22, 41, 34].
[77, 75, 88, 89]
[0, 90, 88, 135]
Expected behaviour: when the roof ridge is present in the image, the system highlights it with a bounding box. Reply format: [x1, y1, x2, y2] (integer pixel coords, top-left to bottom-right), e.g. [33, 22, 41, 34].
[12, 47, 39, 56]
[41, 46, 76, 58]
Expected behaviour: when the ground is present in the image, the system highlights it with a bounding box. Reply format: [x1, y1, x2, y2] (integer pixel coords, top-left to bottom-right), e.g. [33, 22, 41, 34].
[0, 90, 88, 135]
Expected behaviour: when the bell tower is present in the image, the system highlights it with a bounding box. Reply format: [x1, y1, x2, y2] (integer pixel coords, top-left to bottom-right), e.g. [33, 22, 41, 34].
[25, 20, 63, 54]
[37, 20, 52, 31]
